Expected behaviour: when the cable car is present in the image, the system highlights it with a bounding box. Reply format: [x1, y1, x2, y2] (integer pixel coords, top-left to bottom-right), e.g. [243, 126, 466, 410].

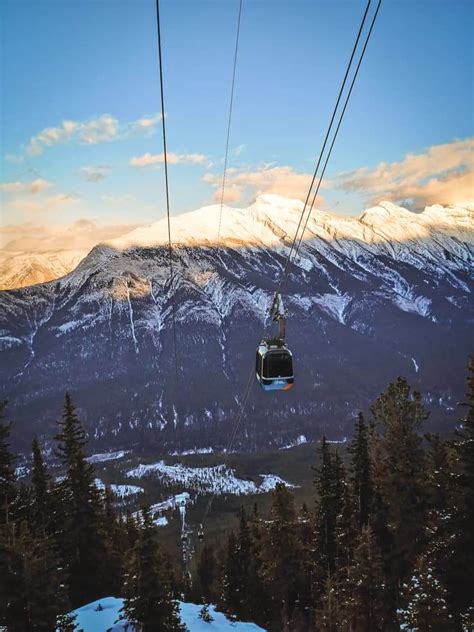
[256, 339, 294, 391]
[197, 524, 204, 541]
[256, 293, 294, 392]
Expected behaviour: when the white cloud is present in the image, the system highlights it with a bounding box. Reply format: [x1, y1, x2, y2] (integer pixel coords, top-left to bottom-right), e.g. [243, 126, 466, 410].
[203, 165, 325, 206]
[130, 152, 207, 168]
[330, 137, 474, 208]
[0, 218, 141, 253]
[0, 178, 52, 194]
[26, 113, 162, 156]
[80, 164, 111, 182]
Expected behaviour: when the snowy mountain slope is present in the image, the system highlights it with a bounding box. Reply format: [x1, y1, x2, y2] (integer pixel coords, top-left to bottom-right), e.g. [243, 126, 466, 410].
[0, 249, 87, 290]
[0, 195, 472, 453]
[69, 597, 266, 631]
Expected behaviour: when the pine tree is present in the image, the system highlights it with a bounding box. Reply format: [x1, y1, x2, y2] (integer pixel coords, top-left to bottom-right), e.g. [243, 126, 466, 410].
[398, 554, 453, 631]
[0, 401, 16, 526]
[101, 486, 125, 595]
[198, 604, 214, 622]
[31, 437, 51, 536]
[259, 483, 304, 631]
[54, 392, 108, 606]
[1, 521, 72, 631]
[370, 377, 427, 583]
[340, 524, 389, 631]
[56, 612, 78, 632]
[197, 544, 217, 604]
[349, 412, 374, 527]
[121, 506, 187, 631]
[315, 574, 339, 632]
[222, 530, 241, 616]
[312, 437, 342, 603]
[450, 357, 474, 614]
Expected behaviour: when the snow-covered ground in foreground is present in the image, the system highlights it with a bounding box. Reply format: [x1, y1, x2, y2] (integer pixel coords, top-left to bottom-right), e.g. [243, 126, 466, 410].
[125, 461, 295, 495]
[68, 596, 266, 631]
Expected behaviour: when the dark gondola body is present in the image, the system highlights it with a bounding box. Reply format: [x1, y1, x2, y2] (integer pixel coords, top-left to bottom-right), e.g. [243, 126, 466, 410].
[256, 338, 294, 392]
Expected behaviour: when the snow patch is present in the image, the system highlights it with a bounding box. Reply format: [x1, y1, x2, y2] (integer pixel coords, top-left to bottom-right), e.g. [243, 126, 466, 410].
[67, 596, 266, 631]
[280, 434, 308, 450]
[125, 461, 295, 495]
[86, 450, 128, 464]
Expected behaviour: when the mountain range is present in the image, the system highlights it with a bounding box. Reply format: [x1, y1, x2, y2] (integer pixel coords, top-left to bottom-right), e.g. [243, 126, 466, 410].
[1, 194, 472, 453]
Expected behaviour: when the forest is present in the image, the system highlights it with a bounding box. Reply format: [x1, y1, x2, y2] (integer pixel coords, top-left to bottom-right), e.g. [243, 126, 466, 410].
[0, 362, 473, 631]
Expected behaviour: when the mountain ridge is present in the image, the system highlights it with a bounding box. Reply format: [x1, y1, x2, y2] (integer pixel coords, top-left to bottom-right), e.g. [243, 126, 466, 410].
[0, 194, 472, 454]
[2, 194, 472, 291]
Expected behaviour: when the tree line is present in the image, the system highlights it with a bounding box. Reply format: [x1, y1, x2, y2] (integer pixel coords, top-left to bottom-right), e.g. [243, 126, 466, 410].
[198, 366, 474, 631]
[0, 393, 185, 631]
[0, 362, 473, 631]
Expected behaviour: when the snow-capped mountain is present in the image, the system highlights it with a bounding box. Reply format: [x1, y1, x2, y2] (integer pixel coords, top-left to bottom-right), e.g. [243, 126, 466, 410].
[0, 195, 472, 452]
[0, 249, 87, 290]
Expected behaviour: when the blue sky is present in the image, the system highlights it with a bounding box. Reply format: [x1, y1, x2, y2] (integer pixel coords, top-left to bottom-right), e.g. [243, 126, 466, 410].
[1, 0, 472, 252]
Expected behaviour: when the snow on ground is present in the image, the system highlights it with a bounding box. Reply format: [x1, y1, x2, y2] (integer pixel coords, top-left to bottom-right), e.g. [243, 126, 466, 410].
[134, 492, 191, 527]
[93, 479, 144, 498]
[280, 434, 308, 450]
[14, 465, 30, 478]
[86, 450, 128, 464]
[68, 596, 266, 631]
[125, 461, 295, 495]
[171, 447, 214, 456]
[259, 474, 296, 492]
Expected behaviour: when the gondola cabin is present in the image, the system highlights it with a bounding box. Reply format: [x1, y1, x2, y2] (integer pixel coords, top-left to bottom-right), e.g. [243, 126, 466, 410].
[256, 338, 294, 392]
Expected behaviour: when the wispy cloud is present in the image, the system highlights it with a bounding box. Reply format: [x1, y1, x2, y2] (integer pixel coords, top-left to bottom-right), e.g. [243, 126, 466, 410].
[0, 218, 140, 253]
[130, 152, 207, 168]
[27, 113, 162, 156]
[330, 137, 474, 208]
[0, 178, 52, 194]
[6, 193, 79, 215]
[80, 164, 111, 183]
[203, 165, 324, 205]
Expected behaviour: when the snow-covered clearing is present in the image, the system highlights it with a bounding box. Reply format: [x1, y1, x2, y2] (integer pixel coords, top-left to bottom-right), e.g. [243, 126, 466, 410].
[125, 461, 296, 495]
[93, 479, 144, 498]
[86, 450, 128, 464]
[67, 596, 266, 631]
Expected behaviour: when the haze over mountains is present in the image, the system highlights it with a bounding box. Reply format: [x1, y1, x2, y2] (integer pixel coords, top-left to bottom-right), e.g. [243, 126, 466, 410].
[0, 194, 472, 453]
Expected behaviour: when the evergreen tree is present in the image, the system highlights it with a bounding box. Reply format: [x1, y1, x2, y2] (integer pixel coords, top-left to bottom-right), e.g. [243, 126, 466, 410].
[398, 554, 453, 631]
[197, 544, 217, 604]
[450, 357, 474, 614]
[312, 437, 343, 605]
[54, 392, 108, 605]
[121, 506, 187, 631]
[198, 604, 214, 623]
[56, 612, 78, 632]
[0, 401, 16, 526]
[222, 530, 241, 616]
[1, 521, 72, 631]
[259, 483, 304, 631]
[349, 412, 374, 527]
[102, 486, 126, 595]
[340, 524, 389, 631]
[315, 574, 339, 632]
[31, 437, 51, 536]
[370, 377, 427, 583]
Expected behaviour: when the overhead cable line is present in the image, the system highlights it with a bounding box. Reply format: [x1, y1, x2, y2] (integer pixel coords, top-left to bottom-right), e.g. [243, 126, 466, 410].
[155, 0, 179, 381]
[286, 0, 383, 293]
[200, 0, 382, 529]
[275, 0, 374, 301]
[216, 0, 243, 249]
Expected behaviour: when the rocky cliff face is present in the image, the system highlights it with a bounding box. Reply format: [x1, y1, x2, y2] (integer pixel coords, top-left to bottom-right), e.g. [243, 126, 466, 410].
[1, 195, 472, 453]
